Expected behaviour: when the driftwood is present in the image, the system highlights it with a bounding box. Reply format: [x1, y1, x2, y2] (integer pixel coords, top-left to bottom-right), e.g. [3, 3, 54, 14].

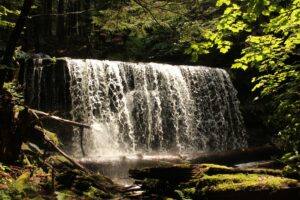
[188, 145, 281, 165]
[28, 108, 90, 129]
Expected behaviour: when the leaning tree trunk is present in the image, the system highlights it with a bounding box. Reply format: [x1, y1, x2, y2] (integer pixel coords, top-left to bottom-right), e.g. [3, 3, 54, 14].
[0, 0, 34, 91]
[0, 0, 34, 164]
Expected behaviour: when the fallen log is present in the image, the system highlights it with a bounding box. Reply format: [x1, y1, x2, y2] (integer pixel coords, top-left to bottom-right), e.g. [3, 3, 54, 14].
[201, 166, 283, 176]
[129, 164, 283, 182]
[188, 145, 281, 165]
[29, 108, 88, 156]
[34, 125, 90, 174]
[129, 164, 300, 200]
[205, 187, 300, 200]
[129, 165, 194, 181]
[20, 107, 88, 172]
[28, 108, 90, 129]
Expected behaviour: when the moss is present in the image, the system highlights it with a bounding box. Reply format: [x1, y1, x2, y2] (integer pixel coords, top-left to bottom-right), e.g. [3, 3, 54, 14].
[7, 171, 42, 199]
[0, 163, 13, 186]
[199, 163, 231, 170]
[174, 189, 185, 199]
[0, 190, 11, 200]
[0, 151, 118, 199]
[191, 163, 232, 180]
[130, 163, 300, 199]
[43, 129, 61, 146]
[50, 155, 70, 163]
[198, 173, 298, 192]
[142, 178, 160, 189]
[54, 162, 115, 199]
[55, 190, 78, 199]
[83, 186, 110, 199]
[50, 57, 57, 63]
[182, 187, 196, 194]
[180, 187, 196, 199]
[174, 163, 193, 168]
[11, 172, 32, 193]
[283, 165, 300, 179]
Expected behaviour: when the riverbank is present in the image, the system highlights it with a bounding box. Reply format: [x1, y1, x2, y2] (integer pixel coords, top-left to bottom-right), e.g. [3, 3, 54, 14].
[127, 163, 300, 199]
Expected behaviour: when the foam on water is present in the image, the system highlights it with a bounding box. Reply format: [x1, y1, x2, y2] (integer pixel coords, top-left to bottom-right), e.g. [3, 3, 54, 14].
[64, 59, 247, 157]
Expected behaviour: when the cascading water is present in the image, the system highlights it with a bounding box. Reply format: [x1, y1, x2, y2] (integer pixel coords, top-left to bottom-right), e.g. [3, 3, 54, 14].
[24, 58, 247, 158]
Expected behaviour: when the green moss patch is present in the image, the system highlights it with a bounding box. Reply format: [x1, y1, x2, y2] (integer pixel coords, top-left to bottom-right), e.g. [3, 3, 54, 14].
[130, 163, 300, 199]
[0, 154, 119, 199]
[198, 173, 298, 192]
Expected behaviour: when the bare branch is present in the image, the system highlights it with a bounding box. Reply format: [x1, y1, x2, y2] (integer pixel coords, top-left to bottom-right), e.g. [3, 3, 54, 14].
[29, 108, 90, 129]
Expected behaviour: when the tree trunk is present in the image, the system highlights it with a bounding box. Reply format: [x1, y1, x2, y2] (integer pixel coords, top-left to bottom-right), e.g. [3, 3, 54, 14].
[67, 0, 77, 36]
[44, 0, 53, 35]
[0, 0, 34, 91]
[83, 0, 91, 36]
[0, 0, 34, 164]
[0, 91, 21, 164]
[56, 0, 65, 44]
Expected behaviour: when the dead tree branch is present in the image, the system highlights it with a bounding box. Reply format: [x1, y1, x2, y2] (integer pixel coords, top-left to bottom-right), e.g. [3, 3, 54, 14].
[28, 108, 90, 129]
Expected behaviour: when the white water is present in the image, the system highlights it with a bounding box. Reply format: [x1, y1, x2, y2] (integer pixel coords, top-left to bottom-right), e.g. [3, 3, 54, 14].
[64, 59, 247, 157]
[25, 58, 247, 158]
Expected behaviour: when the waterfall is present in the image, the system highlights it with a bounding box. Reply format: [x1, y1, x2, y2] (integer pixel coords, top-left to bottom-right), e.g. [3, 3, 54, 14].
[24, 58, 247, 157]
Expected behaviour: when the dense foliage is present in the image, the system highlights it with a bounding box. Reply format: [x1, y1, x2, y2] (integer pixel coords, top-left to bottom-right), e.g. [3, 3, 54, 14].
[0, 1, 299, 199]
[185, 0, 300, 154]
[0, 1, 21, 51]
[91, 0, 221, 61]
[0, 0, 299, 154]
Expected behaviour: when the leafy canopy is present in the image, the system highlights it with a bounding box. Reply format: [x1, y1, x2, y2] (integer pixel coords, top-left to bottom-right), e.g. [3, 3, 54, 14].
[186, 0, 300, 153]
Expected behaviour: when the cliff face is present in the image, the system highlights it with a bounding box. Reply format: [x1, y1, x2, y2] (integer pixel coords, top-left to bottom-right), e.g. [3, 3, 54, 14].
[20, 58, 72, 116]
[18, 58, 74, 151]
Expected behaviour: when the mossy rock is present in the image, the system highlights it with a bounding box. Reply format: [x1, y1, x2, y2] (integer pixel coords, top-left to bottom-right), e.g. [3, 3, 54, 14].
[83, 186, 112, 199]
[197, 173, 298, 192]
[54, 163, 116, 199]
[130, 163, 300, 199]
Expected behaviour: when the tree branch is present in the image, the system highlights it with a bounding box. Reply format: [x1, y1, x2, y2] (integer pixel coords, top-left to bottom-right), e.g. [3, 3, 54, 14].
[133, 0, 163, 27]
[28, 108, 90, 129]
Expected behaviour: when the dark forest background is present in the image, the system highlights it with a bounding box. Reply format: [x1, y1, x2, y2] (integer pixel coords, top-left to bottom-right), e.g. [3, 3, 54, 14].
[0, 0, 299, 165]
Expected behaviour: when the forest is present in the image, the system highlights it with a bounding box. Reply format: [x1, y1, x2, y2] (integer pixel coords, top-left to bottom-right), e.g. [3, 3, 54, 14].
[0, 0, 299, 199]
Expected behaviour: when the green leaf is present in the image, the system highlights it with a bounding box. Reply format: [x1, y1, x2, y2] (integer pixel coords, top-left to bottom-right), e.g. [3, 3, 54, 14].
[269, 5, 277, 12]
[216, 0, 231, 7]
[255, 55, 263, 61]
[191, 44, 199, 51]
[220, 47, 229, 53]
[224, 7, 233, 15]
[232, 63, 248, 70]
[11, 172, 31, 193]
[262, 10, 270, 16]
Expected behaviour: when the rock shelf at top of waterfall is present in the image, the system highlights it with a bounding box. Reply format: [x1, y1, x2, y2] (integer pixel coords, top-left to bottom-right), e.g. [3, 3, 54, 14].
[24, 58, 247, 157]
